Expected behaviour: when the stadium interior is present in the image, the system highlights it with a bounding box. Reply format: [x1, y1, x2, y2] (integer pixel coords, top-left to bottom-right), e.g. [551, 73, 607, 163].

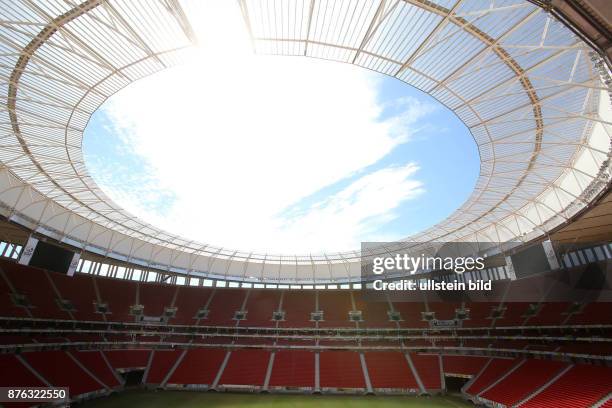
[0, 0, 611, 407]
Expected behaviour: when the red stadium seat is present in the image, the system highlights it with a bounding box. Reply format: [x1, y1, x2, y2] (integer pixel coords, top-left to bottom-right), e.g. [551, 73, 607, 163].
[365, 352, 418, 390]
[269, 350, 315, 388]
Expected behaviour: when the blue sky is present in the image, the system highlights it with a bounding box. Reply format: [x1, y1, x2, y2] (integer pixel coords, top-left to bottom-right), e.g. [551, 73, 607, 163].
[84, 55, 478, 254]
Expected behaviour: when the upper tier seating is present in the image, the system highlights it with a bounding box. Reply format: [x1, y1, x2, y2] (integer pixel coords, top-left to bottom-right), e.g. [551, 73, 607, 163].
[96, 277, 136, 322]
[495, 303, 531, 326]
[0, 258, 610, 405]
[139, 283, 175, 317]
[279, 291, 315, 328]
[352, 296, 394, 328]
[566, 302, 612, 325]
[2, 263, 70, 320]
[243, 290, 280, 327]
[392, 301, 428, 328]
[428, 302, 460, 321]
[525, 303, 571, 326]
[600, 397, 612, 408]
[462, 303, 495, 328]
[0, 271, 29, 318]
[1, 258, 610, 335]
[318, 291, 353, 328]
[170, 286, 213, 325]
[204, 289, 245, 326]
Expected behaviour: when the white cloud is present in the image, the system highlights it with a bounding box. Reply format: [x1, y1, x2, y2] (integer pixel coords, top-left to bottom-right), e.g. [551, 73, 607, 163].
[88, 1, 436, 254]
[271, 163, 424, 252]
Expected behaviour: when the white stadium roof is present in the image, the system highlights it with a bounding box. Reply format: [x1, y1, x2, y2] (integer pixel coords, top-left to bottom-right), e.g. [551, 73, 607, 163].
[0, 0, 610, 283]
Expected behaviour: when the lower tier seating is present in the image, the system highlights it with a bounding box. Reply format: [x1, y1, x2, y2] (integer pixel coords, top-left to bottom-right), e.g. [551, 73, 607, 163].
[73, 351, 121, 388]
[519, 365, 612, 408]
[0, 347, 609, 408]
[319, 351, 365, 389]
[268, 350, 315, 388]
[465, 358, 518, 395]
[410, 353, 441, 391]
[480, 359, 568, 406]
[365, 352, 418, 390]
[144, 350, 182, 385]
[21, 351, 104, 396]
[0, 354, 45, 387]
[0, 354, 46, 408]
[219, 349, 270, 386]
[167, 348, 226, 385]
[442, 355, 489, 376]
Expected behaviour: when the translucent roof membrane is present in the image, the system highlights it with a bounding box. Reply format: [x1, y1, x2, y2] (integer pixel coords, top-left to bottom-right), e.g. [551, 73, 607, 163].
[0, 0, 610, 283]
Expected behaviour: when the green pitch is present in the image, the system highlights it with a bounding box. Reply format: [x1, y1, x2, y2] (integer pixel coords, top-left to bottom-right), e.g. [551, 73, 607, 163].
[80, 390, 471, 408]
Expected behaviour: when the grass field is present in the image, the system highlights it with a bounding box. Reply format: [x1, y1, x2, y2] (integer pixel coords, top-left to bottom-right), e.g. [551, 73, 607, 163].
[78, 390, 472, 408]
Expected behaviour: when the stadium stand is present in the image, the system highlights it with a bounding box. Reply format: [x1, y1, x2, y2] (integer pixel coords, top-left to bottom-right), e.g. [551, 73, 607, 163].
[442, 355, 490, 376]
[73, 351, 122, 389]
[410, 353, 442, 391]
[95, 278, 137, 322]
[49, 272, 102, 321]
[280, 291, 315, 328]
[364, 352, 419, 391]
[392, 301, 429, 328]
[0, 272, 29, 318]
[145, 350, 182, 385]
[167, 348, 226, 386]
[0, 259, 611, 405]
[2, 263, 70, 320]
[524, 303, 572, 326]
[352, 295, 391, 328]
[461, 303, 495, 328]
[219, 349, 270, 387]
[0, 0, 610, 406]
[104, 350, 151, 370]
[318, 291, 353, 328]
[464, 358, 519, 395]
[170, 286, 213, 325]
[479, 359, 568, 406]
[139, 283, 175, 317]
[319, 351, 365, 389]
[204, 289, 246, 326]
[21, 351, 104, 396]
[519, 365, 612, 408]
[268, 350, 315, 389]
[243, 290, 280, 327]
[0, 354, 45, 388]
